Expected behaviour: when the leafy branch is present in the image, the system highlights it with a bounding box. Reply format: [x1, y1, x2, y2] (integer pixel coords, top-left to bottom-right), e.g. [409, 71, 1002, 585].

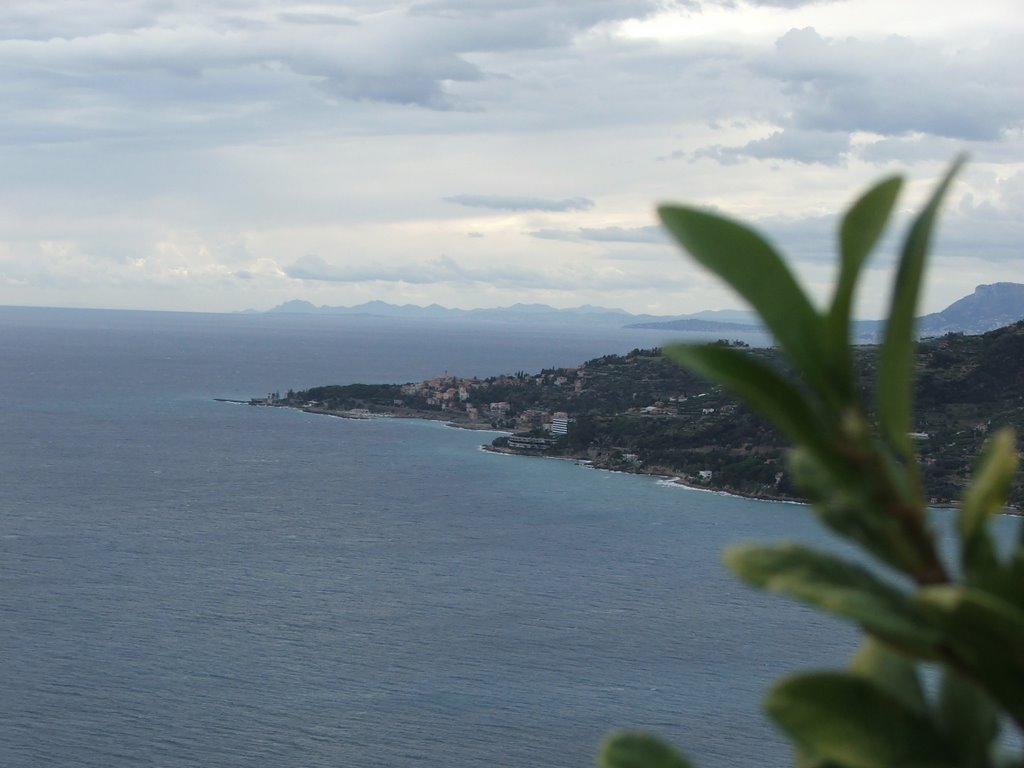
[600, 158, 1024, 768]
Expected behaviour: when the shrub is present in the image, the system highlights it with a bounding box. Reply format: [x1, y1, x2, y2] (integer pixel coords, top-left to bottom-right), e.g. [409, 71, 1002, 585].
[599, 158, 1024, 768]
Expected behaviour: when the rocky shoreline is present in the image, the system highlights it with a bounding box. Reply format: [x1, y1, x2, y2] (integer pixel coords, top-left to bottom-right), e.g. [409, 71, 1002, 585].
[238, 397, 793, 501]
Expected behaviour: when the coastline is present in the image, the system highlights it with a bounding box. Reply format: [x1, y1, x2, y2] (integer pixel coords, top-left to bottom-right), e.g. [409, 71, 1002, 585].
[481, 442, 801, 506]
[229, 398, 1021, 515]
[240, 398, 513, 434]
[241, 398, 774, 500]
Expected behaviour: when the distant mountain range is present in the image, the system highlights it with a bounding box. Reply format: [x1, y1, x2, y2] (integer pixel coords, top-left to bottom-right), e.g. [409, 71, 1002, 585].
[261, 282, 1024, 337]
[261, 298, 759, 329]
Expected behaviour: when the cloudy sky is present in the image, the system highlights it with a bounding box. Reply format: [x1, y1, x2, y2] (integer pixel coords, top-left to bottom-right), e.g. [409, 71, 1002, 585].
[2, 0, 1022, 316]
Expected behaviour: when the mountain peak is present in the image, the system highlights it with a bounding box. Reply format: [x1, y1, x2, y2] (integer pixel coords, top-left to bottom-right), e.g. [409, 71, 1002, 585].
[919, 282, 1024, 335]
[268, 299, 319, 313]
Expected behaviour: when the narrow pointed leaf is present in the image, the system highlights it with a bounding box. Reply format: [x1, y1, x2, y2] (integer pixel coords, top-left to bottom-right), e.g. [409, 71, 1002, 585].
[877, 157, 965, 454]
[598, 732, 694, 768]
[1003, 551, 1024, 612]
[665, 344, 833, 458]
[849, 638, 927, 715]
[827, 176, 902, 386]
[937, 668, 1000, 768]
[725, 543, 942, 652]
[961, 428, 1018, 578]
[918, 585, 1024, 724]
[795, 749, 852, 768]
[965, 546, 1024, 616]
[765, 672, 950, 768]
[658, 207, 836, 403]
[787, 447, 934, 578]
[920, 584, 1024, 645]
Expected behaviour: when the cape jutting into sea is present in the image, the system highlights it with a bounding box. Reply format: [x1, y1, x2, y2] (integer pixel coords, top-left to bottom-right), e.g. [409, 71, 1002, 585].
[4, 306, 1009, 768]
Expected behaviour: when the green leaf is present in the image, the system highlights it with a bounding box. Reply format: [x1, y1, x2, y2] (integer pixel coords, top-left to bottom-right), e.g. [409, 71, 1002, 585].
[937, 668, 1000, 768]
[877, 156, 965, 455]
[786, 447, 931, 577]
[765, 672, 951, 768]
[963, 546, 1024, 616]
[919, 585, 1024, 725]
[664, 344, 834, 460]
[827, 176, 903, 388]
[1002, 550, 1024, 612]
[657, 206, 837, 406]
[795, 749, 852, 768]
[597, 732, 694, 768]
[725, 543, 943, 653]
[961, 428, 1018, 578]
[849, 638, 926, 715]
[920, 584, 1024, 644]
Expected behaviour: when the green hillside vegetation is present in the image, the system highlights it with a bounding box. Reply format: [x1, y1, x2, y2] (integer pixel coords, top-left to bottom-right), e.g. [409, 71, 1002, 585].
[279, 321, 1024, 508]
[913, 323, 1024, 505]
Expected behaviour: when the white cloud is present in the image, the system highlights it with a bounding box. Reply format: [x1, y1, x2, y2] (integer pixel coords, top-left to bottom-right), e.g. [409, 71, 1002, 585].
[695, 129, 852, 166]
[445, 195, 595, 212]
[283, 251, 691, 293]
[0, 1, 1021, 313]
[530, 225, 666, 243]
[757, 27, 1023, 142]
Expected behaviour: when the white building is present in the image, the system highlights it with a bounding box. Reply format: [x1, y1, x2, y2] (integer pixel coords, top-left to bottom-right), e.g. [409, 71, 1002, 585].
[550, 416, 570, 436]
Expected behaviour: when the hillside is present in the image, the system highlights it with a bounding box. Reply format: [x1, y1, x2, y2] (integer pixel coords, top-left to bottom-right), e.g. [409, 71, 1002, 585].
[274, 323, 1024, 508]
[912, 323, 1024, 502]
[918, 282, 1024, 335]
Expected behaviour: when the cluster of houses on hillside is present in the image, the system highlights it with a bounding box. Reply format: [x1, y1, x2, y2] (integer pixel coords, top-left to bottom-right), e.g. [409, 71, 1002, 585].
[398, 370, 578, 433]
[259, 356, 737, 485]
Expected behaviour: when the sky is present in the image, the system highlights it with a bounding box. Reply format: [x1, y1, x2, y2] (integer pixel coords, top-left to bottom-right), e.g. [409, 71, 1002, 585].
[1, 0, 1022, 317]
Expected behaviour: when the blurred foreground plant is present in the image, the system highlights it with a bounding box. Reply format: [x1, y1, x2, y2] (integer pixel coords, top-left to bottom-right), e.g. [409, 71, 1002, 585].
[599, 158, 1024, 768]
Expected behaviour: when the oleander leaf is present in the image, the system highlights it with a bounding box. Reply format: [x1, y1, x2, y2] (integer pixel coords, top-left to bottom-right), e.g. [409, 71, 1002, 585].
[918, 585, 1024, 725]
[828, 176, 903, 390]
[765, 672, 951, 768]
[781, 448, 940, 581]
[877, 157, 965, 455]
[937, 668, 1000, 768]
[657, 206, 837, 405]
[725, 543, 942, 653]
[795, 749, 852, 768]
[598, 732, 694, 768]
[849, 638, 927, 715]
[961, 428, 1018, 579]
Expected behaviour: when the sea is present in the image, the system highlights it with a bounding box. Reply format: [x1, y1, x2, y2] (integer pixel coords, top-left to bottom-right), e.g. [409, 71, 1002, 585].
[2, 306, 1009, 768]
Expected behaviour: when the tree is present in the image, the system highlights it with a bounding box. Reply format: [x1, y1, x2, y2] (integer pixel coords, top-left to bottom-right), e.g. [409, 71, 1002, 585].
[599, 158, 1024, 768]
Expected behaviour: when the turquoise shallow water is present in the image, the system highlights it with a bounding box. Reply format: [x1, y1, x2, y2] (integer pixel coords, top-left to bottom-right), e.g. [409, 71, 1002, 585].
[0, 307, 903, 767]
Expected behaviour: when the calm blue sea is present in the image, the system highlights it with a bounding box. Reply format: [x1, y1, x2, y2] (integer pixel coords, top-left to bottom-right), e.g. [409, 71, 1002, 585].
[1, 306, 1000, 768]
